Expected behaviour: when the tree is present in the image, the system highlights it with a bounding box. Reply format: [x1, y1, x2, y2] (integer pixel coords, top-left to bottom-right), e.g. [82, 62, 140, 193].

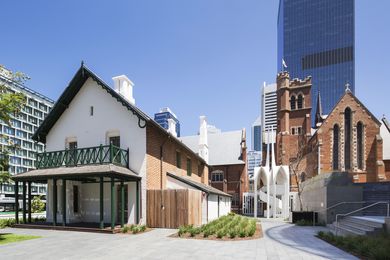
[289, 133, 307, 211]
[0, 65, 27, 185]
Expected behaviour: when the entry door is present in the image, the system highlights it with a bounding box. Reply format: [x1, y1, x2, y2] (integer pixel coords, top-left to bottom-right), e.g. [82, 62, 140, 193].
[117, 185, 128, 223]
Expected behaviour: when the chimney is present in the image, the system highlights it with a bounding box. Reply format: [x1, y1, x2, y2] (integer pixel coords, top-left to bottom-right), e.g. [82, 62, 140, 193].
[112, 75, 135, 105]
[167, 118, 177, 137]
[199, 116, 209, 163]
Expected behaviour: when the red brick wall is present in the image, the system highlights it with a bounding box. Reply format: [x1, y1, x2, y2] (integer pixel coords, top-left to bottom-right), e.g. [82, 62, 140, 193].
[209, 164, 247, 213]
[146, 123, 208, 190]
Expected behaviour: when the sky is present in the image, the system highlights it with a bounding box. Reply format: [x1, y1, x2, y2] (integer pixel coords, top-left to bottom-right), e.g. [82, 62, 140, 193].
[1, 1, 389, 148]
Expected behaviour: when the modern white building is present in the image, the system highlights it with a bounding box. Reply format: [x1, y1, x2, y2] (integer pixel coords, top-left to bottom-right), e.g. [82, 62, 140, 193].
[262, 83, 277, 144]
[0, 66, 54, 210]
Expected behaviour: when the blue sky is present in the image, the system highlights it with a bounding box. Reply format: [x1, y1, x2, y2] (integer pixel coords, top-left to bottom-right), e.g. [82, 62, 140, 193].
[1, 1, 389, 148]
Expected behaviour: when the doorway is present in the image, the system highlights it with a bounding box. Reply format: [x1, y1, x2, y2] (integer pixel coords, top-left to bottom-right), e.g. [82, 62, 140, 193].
[117, 184, 128, 223]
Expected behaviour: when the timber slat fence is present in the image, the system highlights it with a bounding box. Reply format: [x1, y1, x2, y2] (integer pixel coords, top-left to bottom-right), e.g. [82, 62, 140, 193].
[147, 189, 202, 228]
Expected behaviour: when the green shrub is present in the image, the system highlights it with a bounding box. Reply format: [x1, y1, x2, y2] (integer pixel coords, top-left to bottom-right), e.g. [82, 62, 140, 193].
[139, 225, 146, 232]
[228, 228, 237, 239]
[0, 218, 16, 229]
[121, 226, 130, 233]
[239, 229, 247, 238]
[132, 226, 140, 234]
[31, 196, 45, 213]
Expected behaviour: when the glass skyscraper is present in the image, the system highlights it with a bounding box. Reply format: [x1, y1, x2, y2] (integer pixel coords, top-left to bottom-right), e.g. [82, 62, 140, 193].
[154, 107, 181, 137]
[278, 0, 355, 124]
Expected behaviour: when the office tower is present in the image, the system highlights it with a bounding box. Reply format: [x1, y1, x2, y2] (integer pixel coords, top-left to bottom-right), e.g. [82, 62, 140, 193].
[154, 107, 181, 137]
[262, 83, 277, 144]
[247, 150, 262, 178]
[278, 0, 355, 123]
[0, 67, 54, 209]
[252, 116, 262, 152]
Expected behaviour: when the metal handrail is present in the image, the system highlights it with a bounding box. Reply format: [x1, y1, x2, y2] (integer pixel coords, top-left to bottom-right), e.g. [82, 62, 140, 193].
[312, 201, 368, 226]
[335, 201, 390, 235]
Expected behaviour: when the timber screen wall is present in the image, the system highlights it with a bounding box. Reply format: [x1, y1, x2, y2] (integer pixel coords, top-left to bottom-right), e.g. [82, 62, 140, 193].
[147, 189, 201, 228]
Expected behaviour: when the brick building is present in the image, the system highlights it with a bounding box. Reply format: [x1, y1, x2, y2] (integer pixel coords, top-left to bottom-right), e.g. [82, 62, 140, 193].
[181, 127, 248, 213]
[274, 71, 388, 190]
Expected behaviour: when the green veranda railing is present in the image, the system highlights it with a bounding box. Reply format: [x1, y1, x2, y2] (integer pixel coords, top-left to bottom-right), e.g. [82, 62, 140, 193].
[36, 144, 129, 169]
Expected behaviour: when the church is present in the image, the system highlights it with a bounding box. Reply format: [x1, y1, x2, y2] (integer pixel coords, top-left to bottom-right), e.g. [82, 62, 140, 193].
[275, 71, 388, 191]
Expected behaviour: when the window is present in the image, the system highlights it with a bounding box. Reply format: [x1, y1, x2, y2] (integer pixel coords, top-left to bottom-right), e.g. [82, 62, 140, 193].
[291, 126, 302, 135]
[297, 94, 303, 109]
[198, 163, 204, 177]
[357, 122, 364, 170]
[231, 193, 240, 207]
[344, 108, 352, 170]
[186, 158, 191, 176]
[211, 171, 224, 182]
[73, 186, 79, 213]
[90, 106, 94, 116]
[290, 95, 296, 110]
[333, 124, 340, 170]
[291, 127, 295, 135]
[300, 172, 306, 182]
[109, 136, 120, 147]
[176, 151, 181, 168]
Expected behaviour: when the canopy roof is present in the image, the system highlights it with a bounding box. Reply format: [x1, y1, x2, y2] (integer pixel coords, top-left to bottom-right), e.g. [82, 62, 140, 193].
[167, 172, 231, 197]
[12, 164, 141, 182]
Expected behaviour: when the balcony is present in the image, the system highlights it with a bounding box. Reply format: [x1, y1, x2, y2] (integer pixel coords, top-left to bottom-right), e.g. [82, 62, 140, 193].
[36, 144, 129, 169]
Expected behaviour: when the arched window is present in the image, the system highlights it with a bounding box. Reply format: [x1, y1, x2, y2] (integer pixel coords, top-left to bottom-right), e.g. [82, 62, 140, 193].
[357, 122, 364, 170]
[333, 124, 339, 170]
[344, 108, 352, 170]
[300, 172, 306, 182]
[297, 94, 303, 109]
[290, 95, 296, 110]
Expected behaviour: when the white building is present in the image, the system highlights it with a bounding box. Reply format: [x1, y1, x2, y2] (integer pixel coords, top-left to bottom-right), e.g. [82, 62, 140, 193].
[12, 64, 230, 229]
[0, 66, 54, 210]
[262, 83, 277, 144]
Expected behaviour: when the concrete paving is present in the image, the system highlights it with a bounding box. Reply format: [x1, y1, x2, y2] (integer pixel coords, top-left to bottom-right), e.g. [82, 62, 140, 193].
[0, 219, 356, 260]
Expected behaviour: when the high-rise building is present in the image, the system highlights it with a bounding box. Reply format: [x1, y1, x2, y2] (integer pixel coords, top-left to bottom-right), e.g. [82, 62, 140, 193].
[0, 67, 54, 209]
[262, 83, 277, 144]
[154, 107, 180, 137]
[278, 0, 355, 124]
[247, 150, 262, 178]
[251, 116, 262, 151]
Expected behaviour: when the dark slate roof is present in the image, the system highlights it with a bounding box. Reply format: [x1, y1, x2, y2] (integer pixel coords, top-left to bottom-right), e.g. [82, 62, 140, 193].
[32, 63, 206, 164]
[167, 172, 231, 197]
[12, 164, 141, 182]
[32, 63, 150, 143]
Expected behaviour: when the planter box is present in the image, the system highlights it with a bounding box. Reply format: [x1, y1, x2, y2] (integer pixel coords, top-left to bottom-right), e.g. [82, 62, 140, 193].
[292, 211, 318, 223]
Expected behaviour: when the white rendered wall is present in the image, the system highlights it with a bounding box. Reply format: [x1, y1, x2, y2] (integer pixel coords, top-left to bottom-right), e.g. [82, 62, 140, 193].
[46, 179, 138, 224]
[45, 78, 147, 223]
[207, 194, 219, 221]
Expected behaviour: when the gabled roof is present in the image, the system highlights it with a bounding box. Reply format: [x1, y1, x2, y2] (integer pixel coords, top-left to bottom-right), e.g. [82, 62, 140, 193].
[167, 172, 231, 197]
[180, 130, 245, 166]
[32, 63, 206, 164]
[318, 90, 381, 129]
[33, 63, 150, 143]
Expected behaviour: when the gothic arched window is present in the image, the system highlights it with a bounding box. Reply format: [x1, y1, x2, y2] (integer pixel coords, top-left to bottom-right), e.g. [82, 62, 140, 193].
[344, 108, 352, 170]
[333, 124, 339, 170]
[297, 94, 303, 109]
[290, 95, 296, 110]
[357, 121, 364, 170]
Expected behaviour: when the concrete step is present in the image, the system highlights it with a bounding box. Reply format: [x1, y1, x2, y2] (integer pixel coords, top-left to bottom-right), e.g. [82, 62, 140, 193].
[333, 224, 366, 236]
[344, 216, 384, 228]
[339, 220, 375, 232]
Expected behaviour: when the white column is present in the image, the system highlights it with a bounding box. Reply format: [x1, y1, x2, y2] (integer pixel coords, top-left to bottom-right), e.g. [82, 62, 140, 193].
[254, 176, 257, 218]
[266, 177, 270, 219]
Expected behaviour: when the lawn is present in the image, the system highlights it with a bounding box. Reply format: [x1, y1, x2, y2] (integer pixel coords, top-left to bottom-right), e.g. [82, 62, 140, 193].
[317, 231, 390, 260]
[174, 213, 262, 240]
[0, 233, 41, 245]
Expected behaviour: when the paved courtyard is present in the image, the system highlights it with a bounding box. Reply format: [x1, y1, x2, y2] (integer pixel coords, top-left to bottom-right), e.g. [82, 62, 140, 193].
[0, 219, 356, 260]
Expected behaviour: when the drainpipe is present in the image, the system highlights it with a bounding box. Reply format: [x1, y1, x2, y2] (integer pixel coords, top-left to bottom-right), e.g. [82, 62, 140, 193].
[160, 136, 170, 190]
